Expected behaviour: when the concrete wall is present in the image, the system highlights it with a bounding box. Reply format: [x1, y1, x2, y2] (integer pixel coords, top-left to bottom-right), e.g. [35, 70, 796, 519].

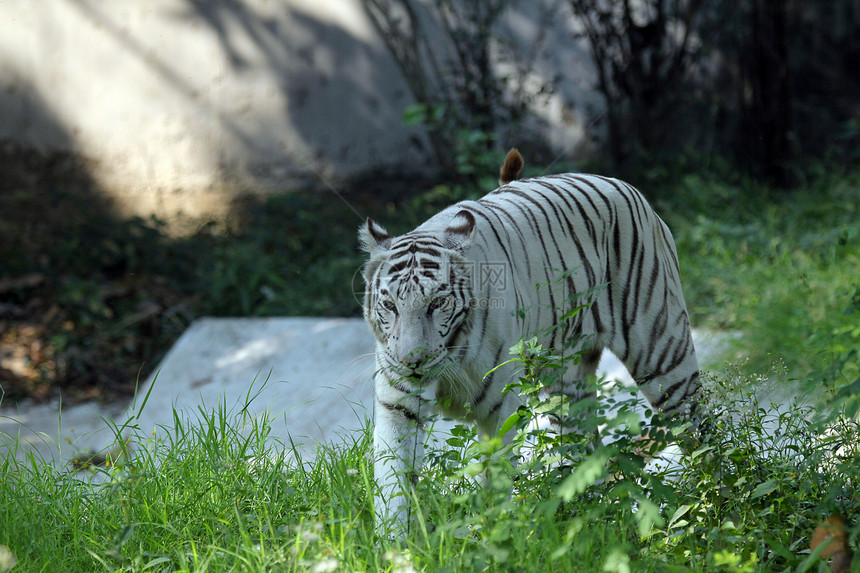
[0, 0, 595, 220]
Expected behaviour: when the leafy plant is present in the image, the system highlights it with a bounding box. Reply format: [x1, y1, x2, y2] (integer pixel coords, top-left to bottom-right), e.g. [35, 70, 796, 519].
[361, 0, 555, 179]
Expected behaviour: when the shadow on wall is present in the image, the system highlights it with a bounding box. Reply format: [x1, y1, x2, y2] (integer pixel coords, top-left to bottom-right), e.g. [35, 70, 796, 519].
[172, 0, 432, 192]
[0, 80, 117, 277]
[63, 0, 431, 203]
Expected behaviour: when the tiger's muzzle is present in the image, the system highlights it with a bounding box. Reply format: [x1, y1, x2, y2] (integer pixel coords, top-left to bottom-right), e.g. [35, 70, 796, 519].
[388, 349, 446, 384]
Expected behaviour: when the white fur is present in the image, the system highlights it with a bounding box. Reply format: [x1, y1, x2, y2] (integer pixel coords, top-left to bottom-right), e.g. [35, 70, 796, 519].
[360, 174, 700, 531]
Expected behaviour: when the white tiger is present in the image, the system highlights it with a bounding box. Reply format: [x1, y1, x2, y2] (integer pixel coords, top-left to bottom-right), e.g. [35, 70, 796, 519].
[360, 150, 701, 528]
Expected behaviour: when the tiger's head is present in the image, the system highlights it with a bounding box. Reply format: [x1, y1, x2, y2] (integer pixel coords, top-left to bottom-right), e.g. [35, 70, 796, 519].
[359, 210, 477, 383]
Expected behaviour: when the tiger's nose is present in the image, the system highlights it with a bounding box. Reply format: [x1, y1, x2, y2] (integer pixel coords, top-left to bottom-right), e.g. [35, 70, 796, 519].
[402, 347, 431, 367]
[398, 359, 425, 382]
[400, 358, 425, 371]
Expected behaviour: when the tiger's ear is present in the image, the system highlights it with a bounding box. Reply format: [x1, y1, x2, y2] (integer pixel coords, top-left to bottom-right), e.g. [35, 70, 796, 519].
[499, 148, 524, 185]
[359, 217, 392, 253]
[444, 210, 476, 252]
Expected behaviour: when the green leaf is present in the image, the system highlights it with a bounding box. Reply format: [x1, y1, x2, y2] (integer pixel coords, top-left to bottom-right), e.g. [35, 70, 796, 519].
[634, 497, 665, 539]
[499, 411, 522, 437]
[534, 394, 566, 414]
[750, 479, 778, 499]
[402, 104, 428, 126]
[0, 546, 17, 572]
[762, 535, 794, 562]
[556, 449, 611, 501]
[464, 462, 484, 477]
[691, 445, 715, 460]
[668, 504, 692, 529]
[536, 497, 562, 519]
[142, 556, 173, 570]
[602, 546, 631, 573]
[550, 544, 570, 560]
[446, 437, 465, 448]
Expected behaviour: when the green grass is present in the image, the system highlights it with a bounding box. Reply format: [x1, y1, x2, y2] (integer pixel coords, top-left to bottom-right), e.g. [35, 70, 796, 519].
[0, 394, 379, 572]
[1, 370, 858, 572]
[661, 169, 860, 380]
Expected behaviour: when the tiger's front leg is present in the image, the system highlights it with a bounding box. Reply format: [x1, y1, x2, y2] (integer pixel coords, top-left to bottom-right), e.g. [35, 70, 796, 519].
[373, 377, 428, 532]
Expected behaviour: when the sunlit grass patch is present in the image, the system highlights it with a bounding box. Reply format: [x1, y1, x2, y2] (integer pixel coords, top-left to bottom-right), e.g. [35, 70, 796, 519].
[0, 395, 379, 572]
